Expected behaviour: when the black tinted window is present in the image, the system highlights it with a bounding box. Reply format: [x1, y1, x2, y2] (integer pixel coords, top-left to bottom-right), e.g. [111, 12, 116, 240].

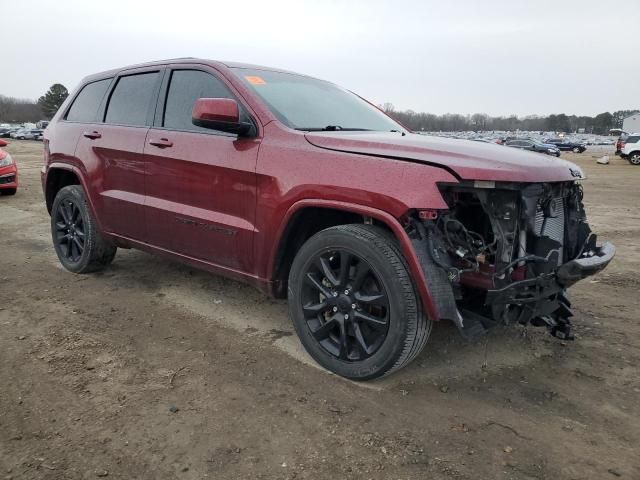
[66, 79, 111, 122]
[627, 136, 640, 143]
[105, 72, 159, 126]
[163, 70, 232, 132]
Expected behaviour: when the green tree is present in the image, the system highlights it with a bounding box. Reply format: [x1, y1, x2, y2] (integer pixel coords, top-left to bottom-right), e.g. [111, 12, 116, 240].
[592, 112, 613, 135]
[37, 84, 69, 119]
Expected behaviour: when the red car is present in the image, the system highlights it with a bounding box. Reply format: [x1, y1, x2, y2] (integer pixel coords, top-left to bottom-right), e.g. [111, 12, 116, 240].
[615, 134, 628, 155]
[42, 59, 615, 380]
[0, 139, 18, 195]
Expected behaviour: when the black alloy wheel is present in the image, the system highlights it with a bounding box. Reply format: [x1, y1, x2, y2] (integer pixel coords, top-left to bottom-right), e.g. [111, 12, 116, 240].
[301, 249, 390, 362]
[54, 198, 86, 263]
[288, 224, 431, 380]
[51, 185, 117, 273]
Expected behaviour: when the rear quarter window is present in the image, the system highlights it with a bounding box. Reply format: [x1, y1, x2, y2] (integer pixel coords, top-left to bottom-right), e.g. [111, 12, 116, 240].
[626, 136, 640, 143]
[105, 72, 160, 126]
[65, 79, 111, 123]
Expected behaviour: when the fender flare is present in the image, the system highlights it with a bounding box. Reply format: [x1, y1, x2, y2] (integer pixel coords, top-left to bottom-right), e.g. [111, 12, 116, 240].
[269, 199, 440, 321]
[43, 163, 105, 233]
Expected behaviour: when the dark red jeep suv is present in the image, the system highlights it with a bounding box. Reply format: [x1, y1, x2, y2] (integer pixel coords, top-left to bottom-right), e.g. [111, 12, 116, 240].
[42, 59, 615, 380]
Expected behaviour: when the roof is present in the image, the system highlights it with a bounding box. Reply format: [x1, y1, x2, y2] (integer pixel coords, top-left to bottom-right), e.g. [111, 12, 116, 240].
[82, 58, 312, 83]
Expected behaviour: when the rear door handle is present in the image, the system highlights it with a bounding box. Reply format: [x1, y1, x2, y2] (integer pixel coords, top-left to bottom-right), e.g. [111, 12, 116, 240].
[149, 138, 173, 148]
[83, 130, 101, 139]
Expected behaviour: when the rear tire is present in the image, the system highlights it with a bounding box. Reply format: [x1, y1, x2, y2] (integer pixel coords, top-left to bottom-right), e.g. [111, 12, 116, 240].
[288, 224, 431, 380]
[572, 147, 581, 153]
[629, 152, 640, 165]
[51, 185, 117, 273]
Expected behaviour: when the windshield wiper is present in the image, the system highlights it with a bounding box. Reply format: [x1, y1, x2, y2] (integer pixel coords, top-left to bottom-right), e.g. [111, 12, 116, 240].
[295, 126, 373, 132]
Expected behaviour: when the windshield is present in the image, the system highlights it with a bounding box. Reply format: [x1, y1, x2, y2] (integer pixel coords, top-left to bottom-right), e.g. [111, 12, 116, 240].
[232, 68, 404, 132]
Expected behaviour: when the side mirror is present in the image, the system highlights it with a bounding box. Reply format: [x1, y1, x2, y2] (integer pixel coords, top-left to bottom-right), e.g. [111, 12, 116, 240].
[192, 98, 254, 136]
[0, 139, 8, 147]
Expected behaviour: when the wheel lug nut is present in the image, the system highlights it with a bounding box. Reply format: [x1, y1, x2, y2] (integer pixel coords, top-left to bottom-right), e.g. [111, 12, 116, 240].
[344, 314, 349, 320]
[351, 303, 357, 309]
[332, 306, 338, 313]
[332, 292, 338, 297]
[344, 290, 349, 295]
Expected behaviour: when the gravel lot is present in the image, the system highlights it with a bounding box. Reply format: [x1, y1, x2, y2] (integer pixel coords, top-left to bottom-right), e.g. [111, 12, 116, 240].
[1, 141, 638, 479]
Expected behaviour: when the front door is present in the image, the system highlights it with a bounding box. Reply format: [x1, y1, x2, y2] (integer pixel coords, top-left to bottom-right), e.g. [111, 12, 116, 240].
[144, 68, 260, 272]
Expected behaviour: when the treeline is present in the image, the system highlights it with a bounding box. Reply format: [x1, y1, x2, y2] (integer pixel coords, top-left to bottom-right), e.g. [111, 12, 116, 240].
[382, 104, 638, 134]
[0, 95, 43, 123]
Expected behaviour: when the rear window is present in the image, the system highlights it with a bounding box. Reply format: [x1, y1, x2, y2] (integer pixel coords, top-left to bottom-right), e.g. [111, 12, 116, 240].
[105, 72, 160, 126]
[65, 79, 111, 122]
[626, 136, 640, 143]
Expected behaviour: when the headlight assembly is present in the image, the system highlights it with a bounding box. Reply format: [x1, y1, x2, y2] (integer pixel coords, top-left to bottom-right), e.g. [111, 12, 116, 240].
[0, 153, 14, 167]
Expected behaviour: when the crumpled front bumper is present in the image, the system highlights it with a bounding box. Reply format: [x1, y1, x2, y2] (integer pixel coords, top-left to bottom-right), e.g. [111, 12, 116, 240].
[486, 242, 616, 310]
[557, 242, 616, 287]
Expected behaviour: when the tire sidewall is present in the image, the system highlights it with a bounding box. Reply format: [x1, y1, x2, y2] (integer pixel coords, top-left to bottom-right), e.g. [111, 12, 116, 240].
[288, 228, 415, 380]
[51, 185, 96, 273]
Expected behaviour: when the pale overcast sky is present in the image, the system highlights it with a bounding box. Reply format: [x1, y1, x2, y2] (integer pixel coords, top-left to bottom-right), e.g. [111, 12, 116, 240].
[2, 0, 638, 116]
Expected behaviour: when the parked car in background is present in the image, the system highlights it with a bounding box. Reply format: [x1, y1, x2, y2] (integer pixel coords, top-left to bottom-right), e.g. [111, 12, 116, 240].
[544, 138, 586, 153]
[504, 139, 561, 156]
[42, 58, 614, 380]
[0, 139, 18, 195]
[620, 134, 640, 165]
[10, 128, 29, 139]
[23, 129, 44, 140]
[615, 133, 629, 156]
[10, 128, 43, 140]
[3, 127, 20, 138]
[0, 127, 12, 138]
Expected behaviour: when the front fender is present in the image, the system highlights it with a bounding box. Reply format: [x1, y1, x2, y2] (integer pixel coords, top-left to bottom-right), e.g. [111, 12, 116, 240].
[269, 198, 441, 321]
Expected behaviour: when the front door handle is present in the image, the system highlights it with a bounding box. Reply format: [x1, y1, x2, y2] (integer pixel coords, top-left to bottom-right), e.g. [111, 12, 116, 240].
[149, 138, 173, 148]
[83, 130, 101, 139]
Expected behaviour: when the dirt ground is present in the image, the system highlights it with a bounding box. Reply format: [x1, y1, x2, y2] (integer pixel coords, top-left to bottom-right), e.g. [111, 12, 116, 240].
[1, 140, 638, 480]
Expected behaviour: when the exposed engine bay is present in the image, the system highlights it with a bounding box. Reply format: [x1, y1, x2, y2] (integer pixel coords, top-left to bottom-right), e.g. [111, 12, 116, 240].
[410, 180, 615, 341]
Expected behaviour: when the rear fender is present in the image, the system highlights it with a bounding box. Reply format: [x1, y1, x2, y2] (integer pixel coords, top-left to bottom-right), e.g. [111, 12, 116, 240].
[44, 163, 105, 233]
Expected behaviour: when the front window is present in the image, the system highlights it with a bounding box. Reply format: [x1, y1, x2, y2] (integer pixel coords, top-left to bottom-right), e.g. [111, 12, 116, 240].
[233, 68, 404, 132]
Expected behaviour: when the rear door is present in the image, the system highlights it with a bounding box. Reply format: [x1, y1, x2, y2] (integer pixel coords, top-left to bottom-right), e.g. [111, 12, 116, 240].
[143, 66, 260, 272]
[74, 68, 163, 240]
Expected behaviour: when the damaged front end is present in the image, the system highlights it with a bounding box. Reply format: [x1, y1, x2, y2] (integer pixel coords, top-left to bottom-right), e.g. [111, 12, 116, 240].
[410, 180, 615, 341]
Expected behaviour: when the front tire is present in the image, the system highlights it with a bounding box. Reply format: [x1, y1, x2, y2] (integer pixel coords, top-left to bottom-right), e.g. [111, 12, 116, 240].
[572, 147, 581, 153]
[51, 185, 117, 273]
[1, 188, 17, 196]
[629, 152, 640, 165]
[288, 224, 431, 380]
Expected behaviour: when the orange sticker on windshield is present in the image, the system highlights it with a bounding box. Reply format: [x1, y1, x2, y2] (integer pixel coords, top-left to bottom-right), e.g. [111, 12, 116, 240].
[245, 75, 266, 85]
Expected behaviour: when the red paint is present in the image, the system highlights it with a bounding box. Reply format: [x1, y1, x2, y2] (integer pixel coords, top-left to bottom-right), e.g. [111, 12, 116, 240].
[192, 98, 239, 124]
[42, 59, 588, 320]
[0, 144, 18, 193]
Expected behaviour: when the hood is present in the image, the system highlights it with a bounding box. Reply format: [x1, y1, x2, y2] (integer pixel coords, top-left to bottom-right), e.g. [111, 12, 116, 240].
[305, 132, 583, 182]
